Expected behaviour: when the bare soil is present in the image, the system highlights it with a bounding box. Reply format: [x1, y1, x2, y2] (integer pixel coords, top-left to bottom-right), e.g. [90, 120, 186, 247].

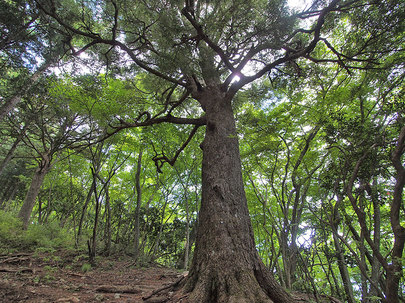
[0, 251, 343, 303]
[0, 250, 187, 303]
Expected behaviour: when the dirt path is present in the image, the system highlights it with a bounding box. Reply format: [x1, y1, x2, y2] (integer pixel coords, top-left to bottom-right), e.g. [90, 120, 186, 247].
[0, 251, 187, 303]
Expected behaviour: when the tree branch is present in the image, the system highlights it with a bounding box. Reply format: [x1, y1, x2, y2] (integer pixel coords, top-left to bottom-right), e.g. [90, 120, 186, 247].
[181, 6, 235, 72]
[231, 0, 341, 91]
[152, 124, 201, 173]
[35, 0, 185, 86]
[346, 145, 389, 270]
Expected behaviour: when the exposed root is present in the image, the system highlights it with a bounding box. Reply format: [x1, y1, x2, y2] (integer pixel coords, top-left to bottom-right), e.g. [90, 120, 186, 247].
[96, 285, 143, 294]
[143, 275, 186, 302]
[290, 292, 344, 303]
[183, 266, 276, 303]
[0, 256, 31, 264]
[0, 267, 33, 273]
[143, 272, 345, 303]
[321, 295, 343, 303]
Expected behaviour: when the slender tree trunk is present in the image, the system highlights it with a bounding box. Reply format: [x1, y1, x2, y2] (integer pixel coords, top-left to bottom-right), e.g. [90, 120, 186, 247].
[104, 182, 111, 256]
[280, 231, 290, 289]
[369, 179, 381, 302]
[184, 86, 292, 303]
[0, 133, 23, 175]
[358, 195, 369, 302]
[183, 191, 190, 271]
[115, 207, 122, 248]
[89, 168, 101, 264]
[38, 196, 43, 224]
[331, 227, 355, 303]
[134, 149, 143, 261]
[77, 178, 96, 245]
[18, 153, 51, 229]
[151, 197, 169, 261]
[175, 165, 193, 271]
[43, 182, 53, 224]
[0, 177, 18, 209]
[288, 228, 299, 290]
[325, 244, 343, 299]
[360, 231, 371, 302]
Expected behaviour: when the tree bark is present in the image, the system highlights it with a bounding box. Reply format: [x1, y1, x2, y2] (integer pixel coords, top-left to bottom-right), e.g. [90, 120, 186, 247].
[18, 152, 51, 229]
[134, 149, 143, 261]
[0, 133, 23, 175]
[184, 86, 292, 303]
[332, 228, 355, 303]
[183, 189, 191, 271]
[331, 192, 355, 303]
[368, 179, 381, 303]
[89, 168, 101, 264]
[104, 182, 111, 256]
[77, 178, 95, 245]
[386, 124, 405, 303]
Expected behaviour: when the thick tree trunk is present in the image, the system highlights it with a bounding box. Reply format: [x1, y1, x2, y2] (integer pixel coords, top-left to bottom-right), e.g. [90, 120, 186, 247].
[386, 124, 405, 303]
[184, 86, 292, 303]
[18, 153, 51, 229]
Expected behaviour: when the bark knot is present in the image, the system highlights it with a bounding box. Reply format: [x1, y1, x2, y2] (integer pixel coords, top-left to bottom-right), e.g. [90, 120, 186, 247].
[212, 179, 228, 200]
[207, 121, 216, 132]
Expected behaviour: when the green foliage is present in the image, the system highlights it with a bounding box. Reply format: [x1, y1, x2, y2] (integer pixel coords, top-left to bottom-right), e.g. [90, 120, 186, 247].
[81, 263, 92, 273]
[1, 0, 404, 301]
[0, 210, 74, 253]
[25, 221, 73, 249]
[0, 210, 23, 253]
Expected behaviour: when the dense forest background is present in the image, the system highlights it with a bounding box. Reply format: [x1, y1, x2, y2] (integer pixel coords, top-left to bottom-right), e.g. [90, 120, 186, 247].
[0, 0, 404, 302]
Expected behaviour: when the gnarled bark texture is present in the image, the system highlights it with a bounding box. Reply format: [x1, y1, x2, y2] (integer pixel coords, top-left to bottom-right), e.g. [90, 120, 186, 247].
[183, 86, 292, 303]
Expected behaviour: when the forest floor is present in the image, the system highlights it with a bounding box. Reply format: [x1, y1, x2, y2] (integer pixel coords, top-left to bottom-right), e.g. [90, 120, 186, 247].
[0, 250, 343, 303]
[0, 250, 187, 303]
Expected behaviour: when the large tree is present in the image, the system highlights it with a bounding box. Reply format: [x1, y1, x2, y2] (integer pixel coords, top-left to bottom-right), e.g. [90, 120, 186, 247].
[15, 85, 91, 229]
[33, 0, 404, 302]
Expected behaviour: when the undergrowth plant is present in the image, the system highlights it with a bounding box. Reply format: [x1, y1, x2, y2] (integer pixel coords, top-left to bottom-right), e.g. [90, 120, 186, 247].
[0, 210, 74, 253]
